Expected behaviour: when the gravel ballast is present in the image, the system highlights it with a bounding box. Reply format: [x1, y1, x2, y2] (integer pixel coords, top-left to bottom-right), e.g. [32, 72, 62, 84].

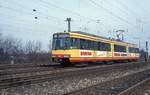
[0, 65, 150, 95]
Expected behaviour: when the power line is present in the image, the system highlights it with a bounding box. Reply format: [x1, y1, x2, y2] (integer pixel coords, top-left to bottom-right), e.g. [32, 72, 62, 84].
[99, 0, 130, 17]
[115, 0, 140, 17]
[0, 5, 82, 32]
[0, 5, 66, 25]
[4, 0, 83, 29]
[0, 17, 64, 30]
[2, 0, 138, 33]
[115, 0, 150, 25]
[98, 0, 147, 32]
[89, 0, 132, 25]
[88, 0, 136, 29]
[0, 22, 64, 33]
[1, 0, 67, 23]
[0, 7, 65, 31]
[1, 1, 63, 22]
[39, 0, 96, 21]
[2, 0, 112, 32]
[133, 1, 150, 17]
[97, 0, 139, 31]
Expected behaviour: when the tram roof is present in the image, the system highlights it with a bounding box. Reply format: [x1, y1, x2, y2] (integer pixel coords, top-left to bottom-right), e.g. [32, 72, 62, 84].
[54, 31, 137, 47]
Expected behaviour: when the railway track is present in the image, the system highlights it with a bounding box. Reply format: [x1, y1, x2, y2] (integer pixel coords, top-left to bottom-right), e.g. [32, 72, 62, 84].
[0, 61, 145, 75]
[0, 62, 149, 90]
[0, 63, 63, 76]
[65, 68, 150, 95]
[0, 63, 48, 70]
[118, 77, 150, 95]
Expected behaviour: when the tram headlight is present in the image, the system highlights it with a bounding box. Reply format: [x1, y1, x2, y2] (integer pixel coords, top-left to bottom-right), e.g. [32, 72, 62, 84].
[64, 55, 70, 58]
[52, 55, 56, 58]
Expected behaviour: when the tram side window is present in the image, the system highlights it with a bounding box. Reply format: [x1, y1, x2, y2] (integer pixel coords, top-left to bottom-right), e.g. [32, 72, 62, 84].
[88, 41, 98, 50]
[129, 47, 134, 53]
[80, 39, 98, 50]
[70, 38, 80, 49]
[135, 48, 139, 53]
[98, 42, 111, 51]
[129, 47, 139, 53]
[80, 39, 88, 49]
[114, 45, 126, 52]
[92, 41, 98, 50]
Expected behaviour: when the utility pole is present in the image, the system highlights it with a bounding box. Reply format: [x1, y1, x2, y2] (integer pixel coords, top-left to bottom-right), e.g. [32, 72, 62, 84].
[96, 20, 100, 35]
[133, 37, 141, 50]
[65, 18, 71, 32]
[146, 41, 149, 62]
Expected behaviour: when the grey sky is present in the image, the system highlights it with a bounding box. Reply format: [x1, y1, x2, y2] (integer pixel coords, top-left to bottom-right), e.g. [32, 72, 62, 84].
[0, 0, 150, 51]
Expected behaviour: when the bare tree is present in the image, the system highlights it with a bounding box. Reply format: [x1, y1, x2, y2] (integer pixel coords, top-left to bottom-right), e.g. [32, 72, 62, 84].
[0, 33, 4, 62]
[0, 34, 24, 63]
[0, 33, 49, 64]
[0, 33, 3, 48]
[25, 40, 33, 54]
[25, 40, 42, 62]
[1, 37, 22, 55]
[35, 41, 42, 53]
[25, 40, 42, 54]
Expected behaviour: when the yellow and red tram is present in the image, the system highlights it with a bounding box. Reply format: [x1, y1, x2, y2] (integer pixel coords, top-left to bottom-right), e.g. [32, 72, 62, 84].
[52, 31, 140, 65]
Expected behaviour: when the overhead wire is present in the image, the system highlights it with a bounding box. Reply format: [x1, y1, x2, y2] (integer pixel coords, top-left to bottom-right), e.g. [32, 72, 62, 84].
[115, 0, 140, 17]
[0, 3, 65, 30]
[39, 0, 96, 21]
[9, 0, 83, 29]
[0, 20, 64, 33]
[97, 0, 134, 31]
[1, 0, 112, 32]
[1, 1, 63, 22]
[88, 0, 137, 30]
[133, 1, 150, 19]
[99, 0, 130, 17]
[2, 0, 142, 33]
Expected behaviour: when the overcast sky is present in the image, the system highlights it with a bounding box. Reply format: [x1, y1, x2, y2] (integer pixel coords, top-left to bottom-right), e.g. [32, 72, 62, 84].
[0, 0, 150, 51]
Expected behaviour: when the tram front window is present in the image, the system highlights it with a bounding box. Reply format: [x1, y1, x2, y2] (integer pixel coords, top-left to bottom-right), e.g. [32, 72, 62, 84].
[52, 34, 80, 50]
[52, 37, 70, 50]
